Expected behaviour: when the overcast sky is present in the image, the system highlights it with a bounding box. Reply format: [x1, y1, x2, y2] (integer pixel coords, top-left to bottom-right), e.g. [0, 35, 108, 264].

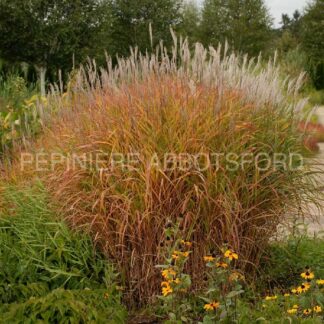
[265, 0, 309, 26]
[195, 0, 310, 27]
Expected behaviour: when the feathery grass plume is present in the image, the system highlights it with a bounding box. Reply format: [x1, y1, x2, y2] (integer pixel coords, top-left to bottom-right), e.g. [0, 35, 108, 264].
[18, 36, 321, 306]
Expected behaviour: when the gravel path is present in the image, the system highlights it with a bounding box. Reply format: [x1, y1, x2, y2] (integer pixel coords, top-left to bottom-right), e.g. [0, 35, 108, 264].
[306, 106, 324, 235]
[306, 142, 324, 235]
[316, 106, 324, 125]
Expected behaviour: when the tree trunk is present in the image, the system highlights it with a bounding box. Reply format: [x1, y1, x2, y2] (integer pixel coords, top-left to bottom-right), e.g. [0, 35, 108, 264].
[35, 65, 47, 97]
[21, 62, 29, 80]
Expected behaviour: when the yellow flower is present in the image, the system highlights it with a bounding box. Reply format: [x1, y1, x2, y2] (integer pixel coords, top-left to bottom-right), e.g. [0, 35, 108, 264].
[293, 304, 299, 309]
[172, 254, 180, 260]
[224, 249, 238, 261]
[180, 240, 192, 247]
[303, 308, 312, 316]
[103, 292, 109, 299]
[161, 281, 170, 288]
[301, 271, 314, 280]
[161, 282, 173, 296]
[204, 303, 214, 311]
[265, 295, 277, 301]
[291, 288, 299, 294]
[297, 283, 310, 294]
[313, 305, 322, 313]
[229, 271, 245, 282]
[172, 250, 189, 259]
[172, 278, 181, 285]
[204, 256, 215, 262]
[211, 301, 220, 309]
[182, 251, 190, 258]
[216, 262, 228, 269]
[162, 286, 173, 296]
[316, 279, 324, 285]
[302, 282, 310, 290]
[284, 293, 290, 297]
[161, 268, 176, 279]
[172, 250, 181, 259]
[287, 308, 297, 314]
[204, 301, 220, 311]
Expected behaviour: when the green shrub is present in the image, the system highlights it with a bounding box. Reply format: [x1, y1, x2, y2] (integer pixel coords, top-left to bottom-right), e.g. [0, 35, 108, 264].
[0, 183, 127, 322]
[0, 288, 126, 324]
[0, 75, 41, 156]
[258, 235, 324, 291]
[308, 89, 324, 106]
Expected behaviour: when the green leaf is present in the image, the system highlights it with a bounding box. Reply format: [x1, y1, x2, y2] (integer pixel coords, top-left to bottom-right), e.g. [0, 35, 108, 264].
[226, 290, 244, 298]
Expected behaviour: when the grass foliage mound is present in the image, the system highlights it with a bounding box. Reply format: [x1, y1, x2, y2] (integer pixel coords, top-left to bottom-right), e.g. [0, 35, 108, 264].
[0, 184, 127, 323]
[19, 40, 319, 304]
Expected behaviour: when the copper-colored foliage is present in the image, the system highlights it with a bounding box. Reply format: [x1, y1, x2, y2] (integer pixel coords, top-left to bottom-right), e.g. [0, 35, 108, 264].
[14, 41, 319, 306]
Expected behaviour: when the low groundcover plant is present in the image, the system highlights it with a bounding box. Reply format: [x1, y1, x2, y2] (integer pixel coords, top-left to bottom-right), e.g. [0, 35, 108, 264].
[262, 266, 323, 321]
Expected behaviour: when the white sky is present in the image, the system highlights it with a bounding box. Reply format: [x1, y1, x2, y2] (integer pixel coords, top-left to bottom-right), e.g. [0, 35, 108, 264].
[265, 0, 309, 26]
[195, 0, 310, 27]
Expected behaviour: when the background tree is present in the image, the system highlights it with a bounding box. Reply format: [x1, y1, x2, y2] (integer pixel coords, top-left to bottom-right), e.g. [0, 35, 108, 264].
[301, 0, 324, 89]
[0, 0, 110, 95]
[281, 14, 291, 30]
[275, 12, 301, 54]
[178, 0, 201, 43]
[200, 0, 272, 57]
[110, 0, 183, 57]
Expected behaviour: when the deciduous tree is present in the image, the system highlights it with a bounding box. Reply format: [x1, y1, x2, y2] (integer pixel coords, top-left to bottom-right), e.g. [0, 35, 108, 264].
[110, 0, 183, 57]
[179, 0, 201, 43]
[301, 0, 324, 89]
[200, 0, 272, 57]
[0, 0, 110, 95]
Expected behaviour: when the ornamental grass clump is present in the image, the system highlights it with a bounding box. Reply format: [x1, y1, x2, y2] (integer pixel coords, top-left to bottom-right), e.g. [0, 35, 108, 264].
[17, 37, 320, 305]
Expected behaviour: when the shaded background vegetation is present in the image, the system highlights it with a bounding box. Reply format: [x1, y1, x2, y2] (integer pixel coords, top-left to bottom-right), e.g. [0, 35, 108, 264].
[0, 0, 323, 92]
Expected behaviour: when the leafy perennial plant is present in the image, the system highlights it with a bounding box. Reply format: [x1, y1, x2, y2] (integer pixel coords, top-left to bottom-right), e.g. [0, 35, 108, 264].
[263, 266, 323, 320]
[157, 220, 244, 322]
